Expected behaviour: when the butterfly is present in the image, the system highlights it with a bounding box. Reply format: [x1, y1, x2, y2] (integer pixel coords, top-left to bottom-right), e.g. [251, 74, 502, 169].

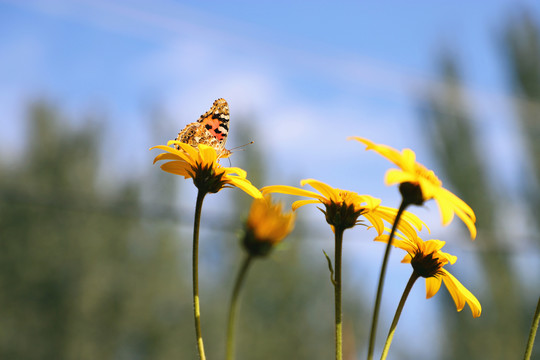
[175, 98, 231, 157]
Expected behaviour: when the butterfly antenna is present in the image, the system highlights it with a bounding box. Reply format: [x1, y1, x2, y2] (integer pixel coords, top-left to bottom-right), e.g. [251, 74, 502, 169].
[229, 141, 254, 152]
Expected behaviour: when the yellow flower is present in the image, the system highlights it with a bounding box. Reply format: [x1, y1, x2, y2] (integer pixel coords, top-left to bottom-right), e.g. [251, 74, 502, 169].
[375, 231, 481, 318]
[151, 141, 262, 198]
[349, 137, 476, 239]
[243, 195, 296, 257]
[262, 179, 426, 234]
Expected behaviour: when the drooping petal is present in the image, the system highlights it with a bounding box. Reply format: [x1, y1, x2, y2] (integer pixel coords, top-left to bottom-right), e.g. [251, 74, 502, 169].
[363, 212, 384, 235]
[227, 177, 263, 198]
[454, 207, 477, 239]
[426, 276, 442, 299]
[437, 187, 477, 239]
[441, 269, 482, 318]
[434, 195, 456, 227]
[441, 187, 476, 222]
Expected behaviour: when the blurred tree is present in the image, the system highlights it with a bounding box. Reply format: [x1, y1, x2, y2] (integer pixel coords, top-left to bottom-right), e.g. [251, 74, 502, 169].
[503, 12, 540, 230]
[418, 13, 540, 358]
[0, 101, 191, 360]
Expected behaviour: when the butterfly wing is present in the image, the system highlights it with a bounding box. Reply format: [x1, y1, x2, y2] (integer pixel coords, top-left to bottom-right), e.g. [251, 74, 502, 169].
[175, 98, 231, 157]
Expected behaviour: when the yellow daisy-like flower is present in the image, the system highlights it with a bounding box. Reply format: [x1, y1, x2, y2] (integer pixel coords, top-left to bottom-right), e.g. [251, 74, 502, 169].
[349, 137, 477, 239]
[151, 140, 262, 198]
[261, 179, 426, 234]
[375, 231, 481, 318]
[243, 195, 296, 257]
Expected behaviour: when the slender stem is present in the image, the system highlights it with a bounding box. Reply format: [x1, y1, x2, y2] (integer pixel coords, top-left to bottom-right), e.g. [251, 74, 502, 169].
[193, 190, 207, 360]
[367, 200, 408, 360]
[226, 255, 254, 360]
[380, 272, 419, 360]
[334, 227, 345, 360]
[523, 294, 540, 360]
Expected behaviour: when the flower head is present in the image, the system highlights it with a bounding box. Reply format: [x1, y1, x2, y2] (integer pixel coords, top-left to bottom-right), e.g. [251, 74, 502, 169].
[243, 195, 296, 257]
[151, 141, 262, 198]
[375, 231, 481, 318]
[262, 179, 426, 234]
[350, 137, 476, 239]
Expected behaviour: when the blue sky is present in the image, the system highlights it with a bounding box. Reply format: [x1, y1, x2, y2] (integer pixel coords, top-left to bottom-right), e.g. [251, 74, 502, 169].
[2, 1, 540, 358]
[1, 0, 535, 227]
[1, 1, 534, 183]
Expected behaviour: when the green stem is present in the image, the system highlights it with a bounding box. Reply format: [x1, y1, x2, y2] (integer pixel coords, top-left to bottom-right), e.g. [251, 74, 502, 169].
[380, 272, 419, 360]
[334, 227, 345, 360]
[367, 200, 408, 360]
[523, 294, 540, 360]
[225, 255, 254, 360]
[193, 190, 207, 360]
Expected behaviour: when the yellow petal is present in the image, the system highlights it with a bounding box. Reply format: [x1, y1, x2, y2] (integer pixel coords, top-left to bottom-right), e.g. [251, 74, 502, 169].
[374, 206, 419, 239]
[360, 194, 382, 209]
[434, 195, 456, 227]
[292, 199, 321, 211]
[227, 177, 263, 198]
[159, 161, 193, 178]
[223, 166, 247, 178]
[384, 169, 417, 186]
[300, 179, 338, 200]
[434, 187, 477, 239]
[440, 186, 476, 221]
[261, 185, 324, 201]
[174, 141, 199, 159]
[198, 144, 218, 164]
[426, 276, 442, 299]
[401, 253, 412, 263]
[441, 269, 482, 318]
[401, 148, 417, 172]
[151, 144, 193, 164]
[349, 137, 404, 166]
[423, 239, 446, 253]
[374, 234, 416, 254]
[400, 210, 430, 232]
[152, 152, 185, 164]
[363, 212, 384, 235]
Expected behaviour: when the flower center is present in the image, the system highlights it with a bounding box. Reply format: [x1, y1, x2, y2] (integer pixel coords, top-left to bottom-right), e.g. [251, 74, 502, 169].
[191, 162, 227, 193]
[411, 250, 445, 278]
[243, 227, 274, 257]
[399, 182, 424, 205]
[323, 195, 365, 230]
